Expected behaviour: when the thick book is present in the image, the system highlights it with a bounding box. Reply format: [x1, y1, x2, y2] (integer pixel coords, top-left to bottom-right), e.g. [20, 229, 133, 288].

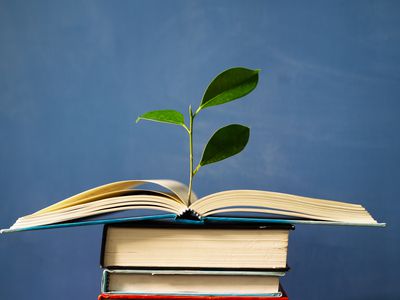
[1, 179, 384, 233]
[101, 269, 285, 296]
[101, 223, 293, 269]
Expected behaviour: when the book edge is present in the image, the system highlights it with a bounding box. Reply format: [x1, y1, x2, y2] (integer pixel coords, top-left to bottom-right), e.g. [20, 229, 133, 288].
[203, 216, 386, 227]
[1, 215, 385, 234]
[0, 214, 178, 233]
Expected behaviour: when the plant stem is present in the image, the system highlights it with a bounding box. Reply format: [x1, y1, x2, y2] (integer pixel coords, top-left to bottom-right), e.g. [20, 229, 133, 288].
[187, 106, 195, 204]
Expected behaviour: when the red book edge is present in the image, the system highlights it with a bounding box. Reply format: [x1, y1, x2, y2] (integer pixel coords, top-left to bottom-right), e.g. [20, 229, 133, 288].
[98, 287, 288, 300]
[98, 296, 288, 300]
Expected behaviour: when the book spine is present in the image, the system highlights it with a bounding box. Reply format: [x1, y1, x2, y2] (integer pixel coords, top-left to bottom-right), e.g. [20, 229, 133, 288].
[100, 225, 108, 268]
[101, 269, 109, 293]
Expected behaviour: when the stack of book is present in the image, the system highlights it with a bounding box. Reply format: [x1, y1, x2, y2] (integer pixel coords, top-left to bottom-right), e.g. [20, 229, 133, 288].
[97, 221, 292, 299]
[1, 179, 382, 299]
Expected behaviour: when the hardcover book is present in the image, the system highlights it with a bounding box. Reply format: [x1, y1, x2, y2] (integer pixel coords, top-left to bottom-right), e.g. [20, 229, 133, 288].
[101, 223, 293, 270]
[101, 269, 285, 296]
[1, 179, 384, 233]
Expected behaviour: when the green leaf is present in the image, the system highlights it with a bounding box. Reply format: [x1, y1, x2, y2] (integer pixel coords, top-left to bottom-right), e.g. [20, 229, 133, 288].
[199, 124, 250, 166]
[198, 67, 260, 111]
[136, 110, 185, 126]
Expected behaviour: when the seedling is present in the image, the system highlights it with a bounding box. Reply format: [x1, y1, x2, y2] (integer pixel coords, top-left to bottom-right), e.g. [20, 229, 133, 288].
[136, 67, 260, 203]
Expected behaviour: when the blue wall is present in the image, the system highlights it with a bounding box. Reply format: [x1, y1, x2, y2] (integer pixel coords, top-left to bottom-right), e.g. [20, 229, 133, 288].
[1, 1, 399, 299]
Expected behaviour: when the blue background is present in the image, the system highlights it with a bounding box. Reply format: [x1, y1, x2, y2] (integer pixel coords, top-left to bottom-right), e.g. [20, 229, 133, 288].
[1, 1, 399, 299]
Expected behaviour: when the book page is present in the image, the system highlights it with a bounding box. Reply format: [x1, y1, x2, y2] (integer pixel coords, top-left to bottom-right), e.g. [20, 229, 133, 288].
[191, 190, 377, 224]
[10, 194, 186, 230]
[34, 179, 192, 215]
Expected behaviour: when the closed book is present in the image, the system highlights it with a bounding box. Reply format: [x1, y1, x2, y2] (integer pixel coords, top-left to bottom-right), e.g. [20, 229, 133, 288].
[101, 269, 286, 296]
[100, 223, 293, 270]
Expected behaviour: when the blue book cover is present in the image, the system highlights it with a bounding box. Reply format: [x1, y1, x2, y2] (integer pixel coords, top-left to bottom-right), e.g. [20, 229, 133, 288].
[0, 213, 386, 233]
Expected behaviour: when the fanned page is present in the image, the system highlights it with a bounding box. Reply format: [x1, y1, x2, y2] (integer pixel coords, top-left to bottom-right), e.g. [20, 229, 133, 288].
[6, 180, 192, 231]
[35, 179, 193, 214]
[190, 190, 378, 225]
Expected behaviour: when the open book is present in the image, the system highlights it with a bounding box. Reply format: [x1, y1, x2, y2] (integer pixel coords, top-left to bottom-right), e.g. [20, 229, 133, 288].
[1, 179, 384, 233]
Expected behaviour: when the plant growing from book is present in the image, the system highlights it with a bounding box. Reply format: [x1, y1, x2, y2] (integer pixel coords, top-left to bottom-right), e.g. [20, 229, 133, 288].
[136, 67, 260, 203]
